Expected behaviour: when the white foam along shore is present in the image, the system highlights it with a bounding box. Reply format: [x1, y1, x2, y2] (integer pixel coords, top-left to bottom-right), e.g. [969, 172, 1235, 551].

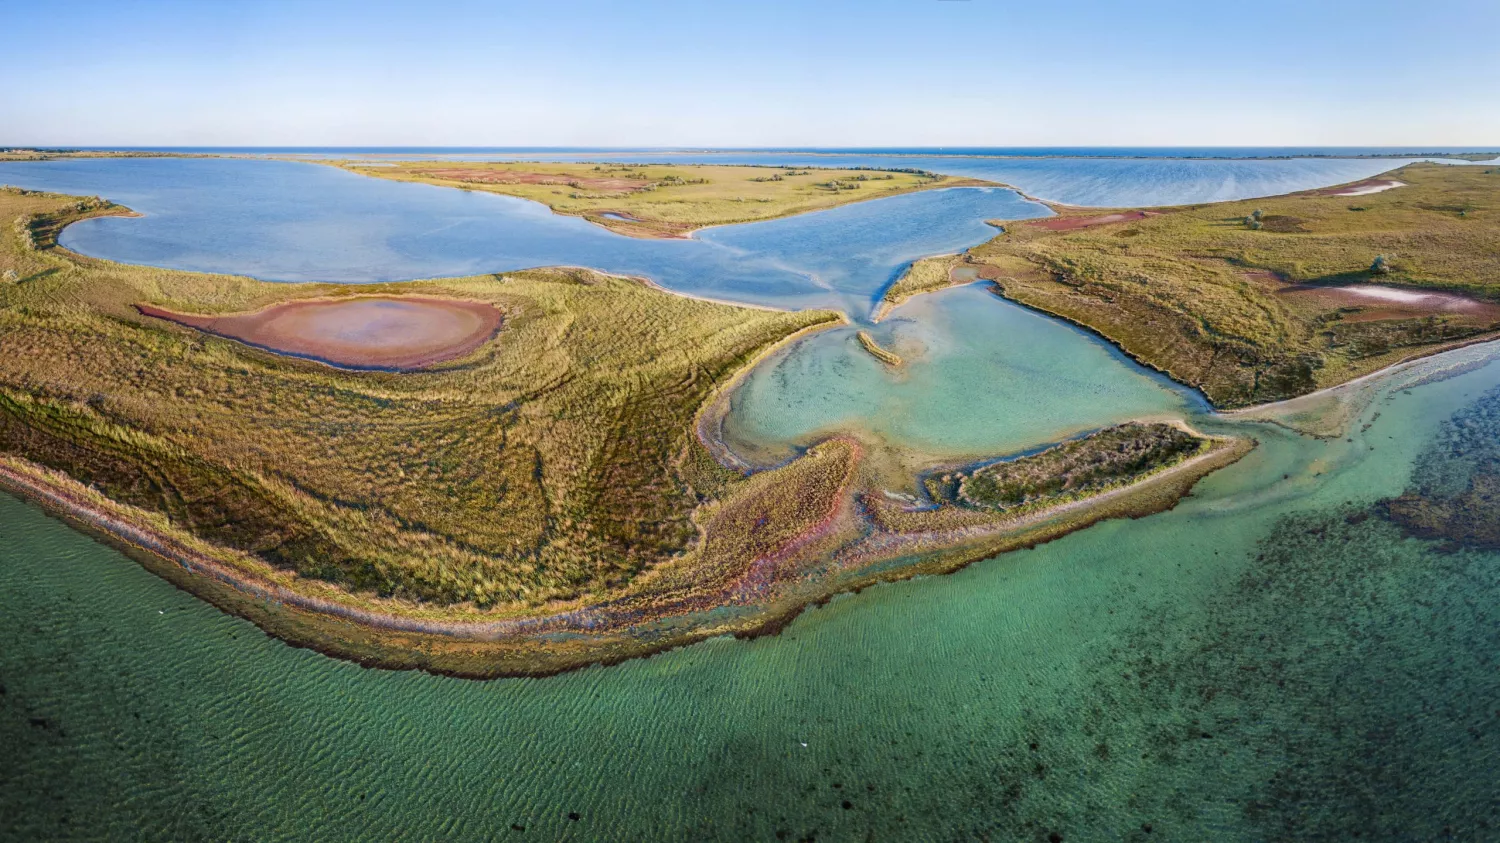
[1339, 284, 1438, 304]
[1328, 284, 1486, 311]
[1331, 179, 1406, 196]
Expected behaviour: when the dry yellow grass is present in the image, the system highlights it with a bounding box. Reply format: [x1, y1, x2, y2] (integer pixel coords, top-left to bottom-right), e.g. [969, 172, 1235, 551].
[0, 182, 1251, 675]
[878, 254, 967, 317]
[335, 160, 983, 237]
[969, 163, 1500, 407]
[0, 185, 842, 613]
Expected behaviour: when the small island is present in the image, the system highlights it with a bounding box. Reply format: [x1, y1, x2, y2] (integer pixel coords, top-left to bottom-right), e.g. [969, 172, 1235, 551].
[332, 160, 991, 238]
[855, 330, 903, 366]
[936, 422, 1207, 511]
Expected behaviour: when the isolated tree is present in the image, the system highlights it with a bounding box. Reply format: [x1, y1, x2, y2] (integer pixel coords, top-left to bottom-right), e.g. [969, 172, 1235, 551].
[1371, 255, 1391, 274]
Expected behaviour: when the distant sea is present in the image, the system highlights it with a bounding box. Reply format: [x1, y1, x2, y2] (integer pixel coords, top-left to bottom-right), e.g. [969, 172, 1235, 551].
[39, 145, 1500, 160]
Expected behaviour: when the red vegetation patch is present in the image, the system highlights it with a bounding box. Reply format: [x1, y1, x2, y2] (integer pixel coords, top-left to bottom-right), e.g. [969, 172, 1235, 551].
[137, 296, 503, 370]
[1028, 210, 1157, 231]
[1307, 178, 1406, 197]
[415, 168, 652, 192]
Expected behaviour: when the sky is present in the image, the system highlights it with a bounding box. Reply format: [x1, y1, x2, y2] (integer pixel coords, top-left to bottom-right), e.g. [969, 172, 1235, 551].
[3, 0, 1498, 148]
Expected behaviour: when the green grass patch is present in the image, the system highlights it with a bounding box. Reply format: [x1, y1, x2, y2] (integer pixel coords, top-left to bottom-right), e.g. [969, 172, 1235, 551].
[951, 423, 1204, 510]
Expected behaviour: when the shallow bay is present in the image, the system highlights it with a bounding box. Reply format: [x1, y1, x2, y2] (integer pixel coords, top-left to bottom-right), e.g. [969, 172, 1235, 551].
[720, 283, 1199, 470]
[4, 350, 1497, 839]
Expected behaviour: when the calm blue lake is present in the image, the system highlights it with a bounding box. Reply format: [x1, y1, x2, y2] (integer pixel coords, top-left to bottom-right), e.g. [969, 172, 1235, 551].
[0, 157, 1042, 316]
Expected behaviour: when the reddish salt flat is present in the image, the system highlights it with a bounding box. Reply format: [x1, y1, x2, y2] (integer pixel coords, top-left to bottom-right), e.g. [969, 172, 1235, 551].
[138, 296, 503, 370]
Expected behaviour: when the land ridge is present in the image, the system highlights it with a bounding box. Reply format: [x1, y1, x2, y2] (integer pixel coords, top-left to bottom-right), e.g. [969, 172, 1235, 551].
[878, 162, 1500, 409]
[0, 184, 1252, 677]
[0, 424, 1248, 678]
[326, 159, 1000, 239]
[6, 160, 1496, 676]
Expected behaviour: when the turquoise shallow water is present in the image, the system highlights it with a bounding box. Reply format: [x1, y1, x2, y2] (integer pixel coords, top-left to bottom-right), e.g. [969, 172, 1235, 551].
[2, 156, 1498, 838]
[721, 284, 1198, 468]
[4, 353, 1498, 840]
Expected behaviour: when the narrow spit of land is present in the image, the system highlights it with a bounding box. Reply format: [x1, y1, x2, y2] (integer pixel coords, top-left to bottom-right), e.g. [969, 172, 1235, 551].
[329, 160, 996, 238]
[882, 162, 1500, 408]
[0, 183, 1249, 676]
[855, 330, 903, 366]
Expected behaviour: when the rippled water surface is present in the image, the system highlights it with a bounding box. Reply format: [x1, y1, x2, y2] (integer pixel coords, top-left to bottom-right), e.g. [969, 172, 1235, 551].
[2, 155, 1497, 839]
[5, 356, 1498, 839]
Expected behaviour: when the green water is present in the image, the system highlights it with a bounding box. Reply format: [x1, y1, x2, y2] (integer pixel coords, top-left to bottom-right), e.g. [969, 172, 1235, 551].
[4, 345, 1498, 839]
[722, 285, 1197, 467]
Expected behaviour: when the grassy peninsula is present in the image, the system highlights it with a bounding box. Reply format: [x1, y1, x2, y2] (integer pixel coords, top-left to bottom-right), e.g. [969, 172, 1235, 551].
[960, 163, 1500, 408]
[334, 160, 987, 238]
[0, 186, 1246, 675]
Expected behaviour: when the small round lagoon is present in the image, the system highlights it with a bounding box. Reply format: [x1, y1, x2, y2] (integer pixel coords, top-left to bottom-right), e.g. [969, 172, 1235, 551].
[138, 296, 503, 370]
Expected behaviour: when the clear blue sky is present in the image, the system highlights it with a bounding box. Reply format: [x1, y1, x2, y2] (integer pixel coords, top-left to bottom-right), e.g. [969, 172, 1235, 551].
[3, 0, 1497, 147]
